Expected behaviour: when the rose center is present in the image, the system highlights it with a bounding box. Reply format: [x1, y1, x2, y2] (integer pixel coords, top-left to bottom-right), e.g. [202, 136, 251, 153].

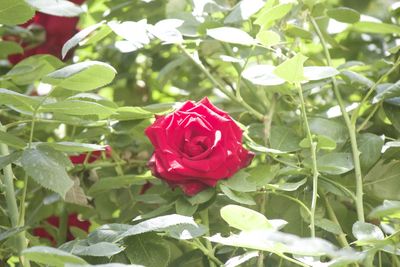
[183, 135, 210, 157]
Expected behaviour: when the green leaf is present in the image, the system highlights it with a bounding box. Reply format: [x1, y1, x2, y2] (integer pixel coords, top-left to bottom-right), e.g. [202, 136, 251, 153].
[22, 246, 87, 266]
[43, 61, 117, 91]
[87, 224, 131, 244]
[187, 187, 215, 205]
[274, 53, 308, 83]
[62, 22, 105, 59]
[222, 170, 257, 192]
[220, 205, 272, 231]
[309, 117, 348, 143]
[326, 7, 360, 24]
[224, 0, 264, 23]
[266, 178, 307, 192]
[175, 197, 197, 216]
[242, 65, 285, 86]
[111, 106, 156, 120]
[340, 70, 374, 89]
[352, 21, 400, 35]
[315, 218, 342, 235]
[357, 133, 383, 171]
[6, 55, 64, 85]
[148, 19, 184, 44]
[26, 0, 83, 17]
[256, 30, 281, 47]
[207, 27, 255, 46]
[364, 160, 400, 201]
[88, 174, 151, 195]
[0, 0, 35, 25]
[0, 131, 26, 149]
[316, 135, 337, 150]
[0, 88, 41, 111]
[0, 227, 26, 242]
[40, 100, 116, 116]
[224, 251, 259, 267]
[21, 146, 74, 198]
[208, 230, 343, 257]
[0, 41, 23, 58]
[368, 200, 400, 219]
[317, 153, 354, 175]
[125, 233, 170, 267]
[117, 214, 204, 241]
[220, 184, 256, 205]
[285, 25, 313, 40]
[38, 142, 106, 153]
[69, 242, 123, 257]
[0, 151, 22, 170]
[247, 164, 279, 186]
[255, 4, 293, 29]
[270, 126, 301, 152]
[108, 20, 150, 48]
[373, 81, 400, 103]
[384, 103, 400, 132]
[352, 221, 384, 243]
[303, 66, 339, 81]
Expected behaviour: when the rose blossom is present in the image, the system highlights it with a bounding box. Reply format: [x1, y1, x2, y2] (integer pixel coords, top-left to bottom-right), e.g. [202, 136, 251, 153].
[7, 0, 84, 64]
[145, 97, 254, 196]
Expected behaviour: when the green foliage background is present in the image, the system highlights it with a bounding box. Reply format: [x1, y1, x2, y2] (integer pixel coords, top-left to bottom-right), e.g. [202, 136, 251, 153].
[0, 0, 400, 266]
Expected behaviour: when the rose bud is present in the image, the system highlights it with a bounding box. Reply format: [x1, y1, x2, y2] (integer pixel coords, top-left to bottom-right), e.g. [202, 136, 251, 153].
[69, 145, 112, 165]
[145, 97, 254, 196]
[8, 0, 85, 64]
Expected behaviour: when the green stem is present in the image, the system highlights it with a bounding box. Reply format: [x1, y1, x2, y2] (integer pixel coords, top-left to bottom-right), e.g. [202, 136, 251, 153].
[309, 15, 365, 222]
[357, 103, 380, 132]
[199, 209, 218, 267]
[57, 207, 68, 246]
[322, 193, 350, 248]
[295, 82, 319, 238]
[0, 123, 28, 266]
[257, 192, 267, 267]
[191, 239, 223, 266]
[178, 44, 264, 121]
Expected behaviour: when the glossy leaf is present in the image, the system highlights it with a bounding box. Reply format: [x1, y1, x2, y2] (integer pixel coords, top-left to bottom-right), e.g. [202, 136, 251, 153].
[43, 61, 117, 91]
[21, 146, 74, 198]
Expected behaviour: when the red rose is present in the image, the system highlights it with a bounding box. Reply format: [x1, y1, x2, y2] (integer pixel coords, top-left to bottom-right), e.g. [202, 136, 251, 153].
[69, 145, 112, 165]
[145, 97, 254, 196]
[8, 0, 84, 64]
[33, 213, 90, 245]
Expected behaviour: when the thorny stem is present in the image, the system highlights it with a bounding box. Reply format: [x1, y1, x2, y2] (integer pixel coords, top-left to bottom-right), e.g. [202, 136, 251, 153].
[0, 122, 29, 266]
[309, 15, 365, 222]
[295, 82, 319, 238]
[178, 44, 264, 121]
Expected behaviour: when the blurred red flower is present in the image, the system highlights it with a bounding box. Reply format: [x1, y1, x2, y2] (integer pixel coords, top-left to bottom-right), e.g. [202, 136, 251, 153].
[69, 145, 112, 165]
[33, 213, 90, 245]
[8, 0, 85, 64]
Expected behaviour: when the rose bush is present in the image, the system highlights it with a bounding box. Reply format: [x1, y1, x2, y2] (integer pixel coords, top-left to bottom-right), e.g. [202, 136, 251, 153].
[145, 97, 254, 195]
